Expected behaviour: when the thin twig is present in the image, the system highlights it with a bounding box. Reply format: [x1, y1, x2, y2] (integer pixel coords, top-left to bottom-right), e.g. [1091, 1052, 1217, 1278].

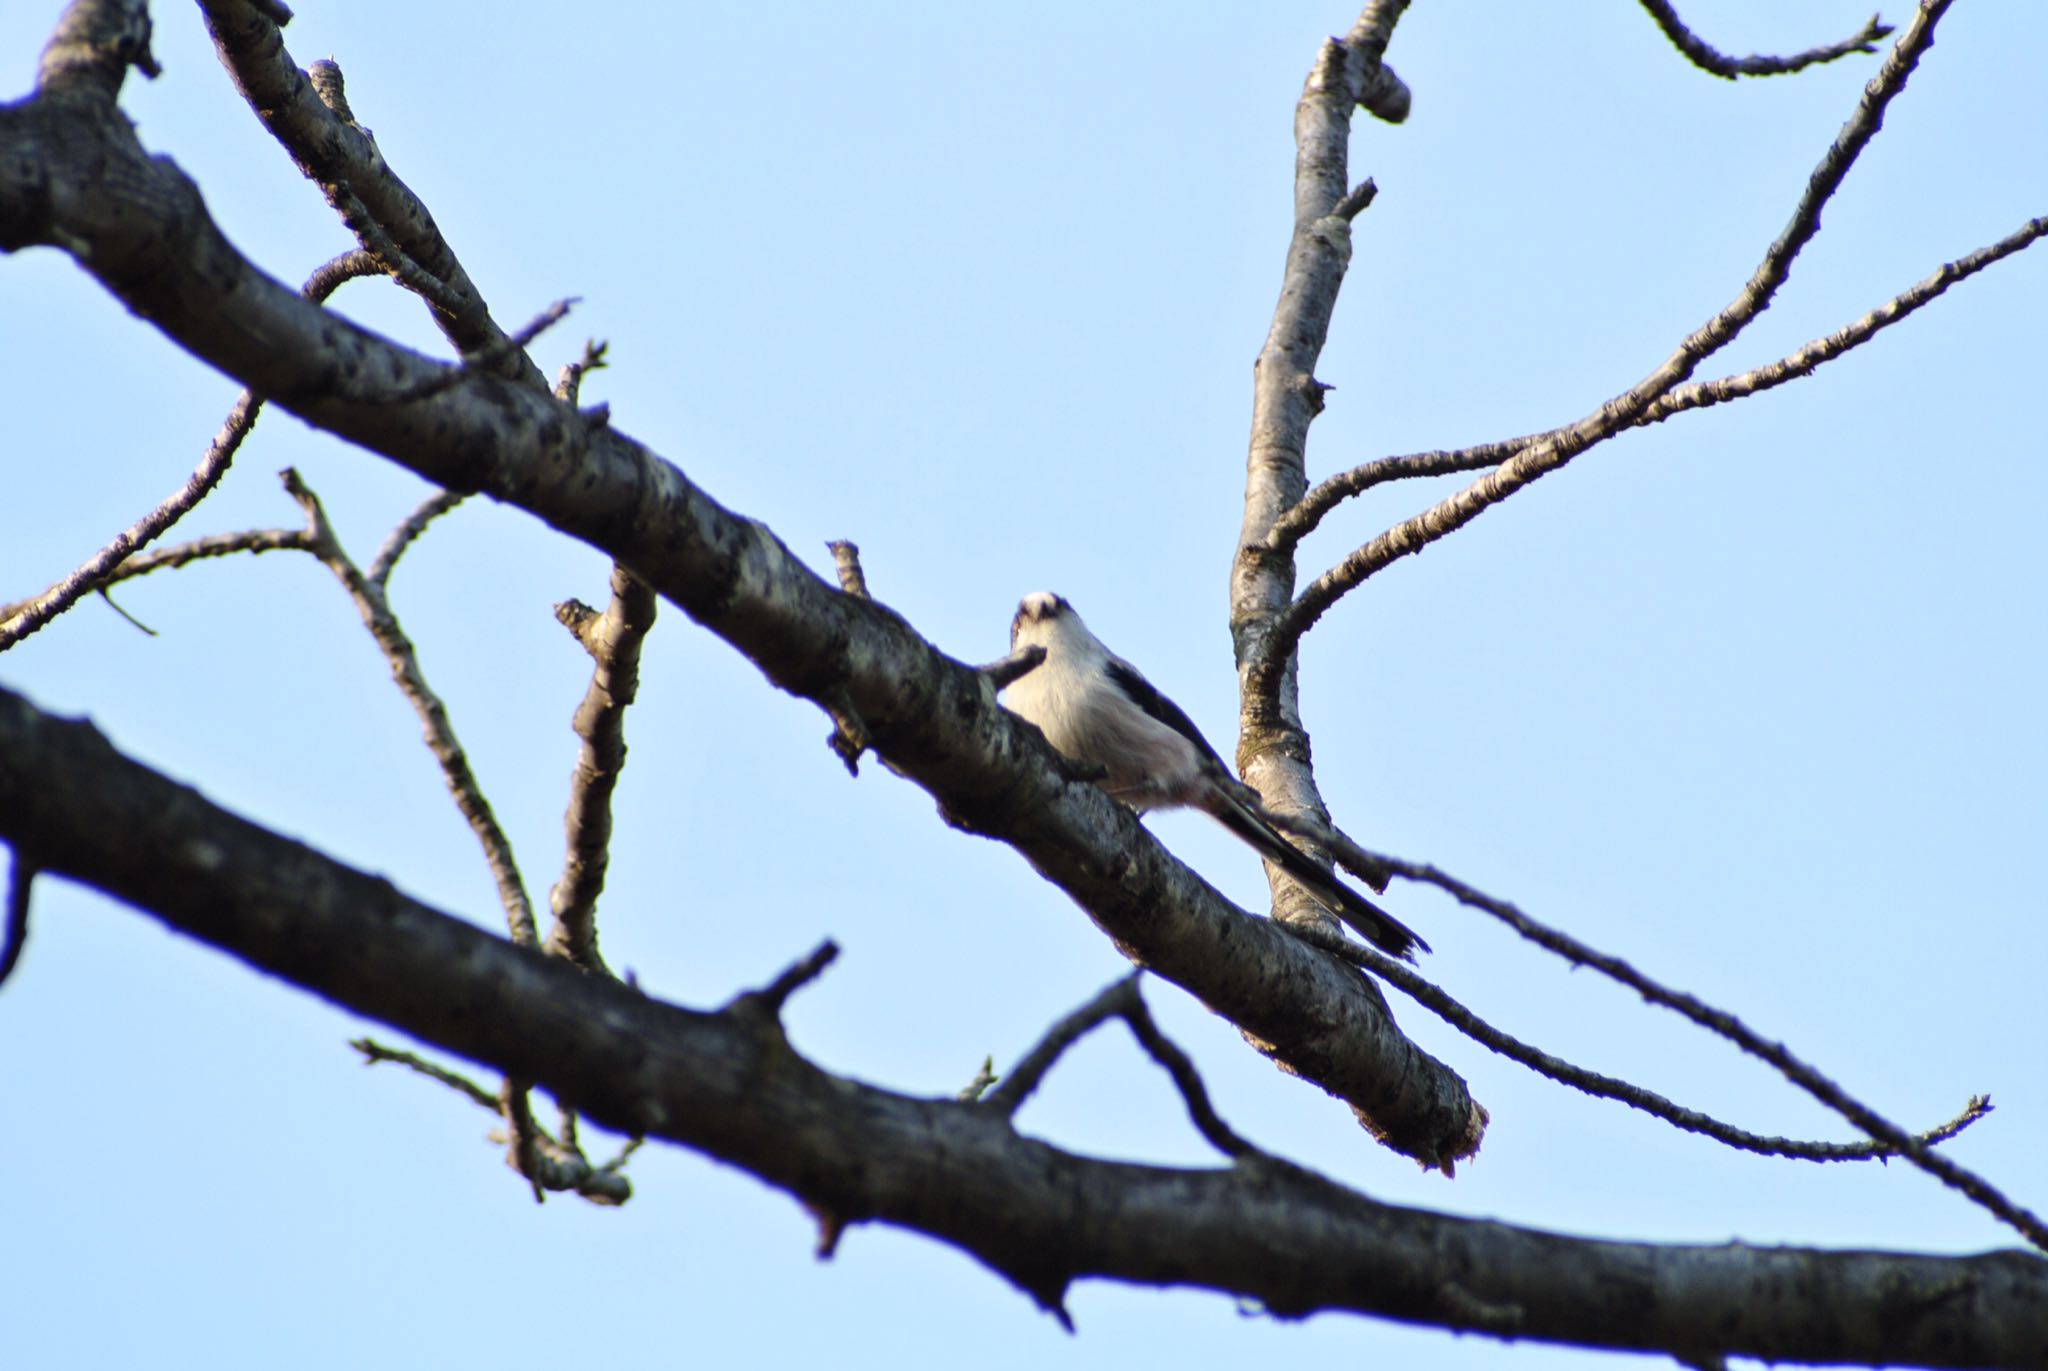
[981, 976, 1136, 1117]
[351, 1038, 635, 1204]
[366, 490, 465, 590]
[1376, 859, 2044, 1249]
[1269, 214, 2048, 551]
[93, 588, 155, 636]
[981, 975, 1259, 1161]
[503, 1078, 547, 1203]
[1252, 2, 1956, 698]
[1639, 1, 1892, 80]
[297, 58, 466, 320]
[0, 855, 34, 990]
[197, 12, 546, 384]
[553, 340, 608, 404]
[728, 941, 841, 1019]
[377, 299, 578, 406]
[281, 469, 538, 945]
[0, 397, 253, 652]
[1284, 915, 1991, 1165]
[1630, 214, 2048, 426]
[0, 250, 379, 652]
[546, 562, 658, 973]
[0, 526, 310, 628]
[1119, 989, 1258, 1159]
[350, 1037, 500, 1109]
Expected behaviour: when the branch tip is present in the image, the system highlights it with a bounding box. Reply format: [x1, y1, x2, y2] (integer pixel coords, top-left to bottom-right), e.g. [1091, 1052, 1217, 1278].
[979, 643, 1046, 691]
[741, 940, 842, 1017]
[1334, 178, 1378, 221]
[957, 1055, 999, 1102]
[827, 540, 870, 598]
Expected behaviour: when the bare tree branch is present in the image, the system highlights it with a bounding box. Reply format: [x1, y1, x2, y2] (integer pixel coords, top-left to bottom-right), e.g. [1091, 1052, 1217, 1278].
[547, 562, 657, 973]
[1267, 213, 2046, 551]
[280, 469, 538, 947]
[350, 1037, 634, 1204]
[0, 58, 1484, 1163]
[1250, 0, 1958, 696]
[1383, 857, 2045, 1249]
[1227, 0, 1417, 949]
[0, 527, 312, 627]
[196, 0, 543, 384]
[366, 490, 465, 590]
[984, 974, 1257, 1160]
[351, 1036, 500, 1110]
[380, 297, 578, 406]
[1640, 1, 1893, 80]
[2, 686, 2042, 1364]
[0, 394, 252, 652]
[982, 975, 1136, 1118]
[1117, 984, 1259, 1160]
[728, 941, 841, 1020]
[1287, 917, 1990, 1167]
[0, 249, 380, 651]
[553, 339, 608, 405]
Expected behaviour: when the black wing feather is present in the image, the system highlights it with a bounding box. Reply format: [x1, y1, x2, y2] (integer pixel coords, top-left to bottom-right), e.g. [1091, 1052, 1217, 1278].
[1103, 657, 1228, 766]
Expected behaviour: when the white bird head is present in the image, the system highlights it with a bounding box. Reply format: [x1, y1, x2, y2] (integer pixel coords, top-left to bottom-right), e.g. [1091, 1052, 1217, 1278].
[1010, 591, 1085, 653]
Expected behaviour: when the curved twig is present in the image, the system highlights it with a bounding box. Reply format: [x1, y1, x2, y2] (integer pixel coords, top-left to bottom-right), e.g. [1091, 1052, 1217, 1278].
[1640, 1, 1892, 80]
[1377, 857, 2043, 1249]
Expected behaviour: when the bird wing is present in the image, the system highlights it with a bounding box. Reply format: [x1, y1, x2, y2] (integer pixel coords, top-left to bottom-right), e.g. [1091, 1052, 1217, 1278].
[1103, 657, 1229, 766]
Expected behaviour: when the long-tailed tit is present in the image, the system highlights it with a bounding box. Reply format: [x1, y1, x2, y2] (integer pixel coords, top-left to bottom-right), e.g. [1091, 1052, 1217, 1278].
[1003, 592, 1428, 961]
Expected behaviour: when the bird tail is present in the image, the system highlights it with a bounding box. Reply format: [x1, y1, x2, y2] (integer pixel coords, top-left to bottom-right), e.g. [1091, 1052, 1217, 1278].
[1206, 795, 1430, 962]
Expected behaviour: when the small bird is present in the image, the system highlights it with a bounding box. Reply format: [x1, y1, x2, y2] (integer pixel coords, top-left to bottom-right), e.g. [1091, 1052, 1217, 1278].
[1003, 592, 1428, 961]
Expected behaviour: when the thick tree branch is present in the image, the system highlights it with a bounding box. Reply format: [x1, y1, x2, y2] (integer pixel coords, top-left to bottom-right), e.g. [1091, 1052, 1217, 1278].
[2, 688, 2044, 1366]
[1226, 1, 1413, 949]
[195, 0, 543, 384]
[0, 66, 1482, 1163]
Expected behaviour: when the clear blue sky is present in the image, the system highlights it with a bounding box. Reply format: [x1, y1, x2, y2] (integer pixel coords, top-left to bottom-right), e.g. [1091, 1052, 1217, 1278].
[2, 3, 2042, 1368]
